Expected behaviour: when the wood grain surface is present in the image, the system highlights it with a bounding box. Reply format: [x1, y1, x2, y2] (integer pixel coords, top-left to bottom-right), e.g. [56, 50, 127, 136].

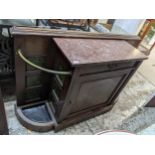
[11, 26, 141, 40]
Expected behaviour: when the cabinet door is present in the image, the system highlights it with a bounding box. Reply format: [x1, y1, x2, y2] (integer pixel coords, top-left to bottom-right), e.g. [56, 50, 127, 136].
[58, 68, 133, 120]
[70, 68, 132, 113]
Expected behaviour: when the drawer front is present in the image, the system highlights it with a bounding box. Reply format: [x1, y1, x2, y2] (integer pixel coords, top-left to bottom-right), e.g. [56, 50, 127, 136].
[107, 61, 136, 70]
[80, 61, 136, 75]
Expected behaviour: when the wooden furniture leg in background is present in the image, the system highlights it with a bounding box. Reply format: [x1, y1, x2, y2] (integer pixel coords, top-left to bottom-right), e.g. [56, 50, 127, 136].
[0, 88, 9, 135]
[145, 93, 155, 107]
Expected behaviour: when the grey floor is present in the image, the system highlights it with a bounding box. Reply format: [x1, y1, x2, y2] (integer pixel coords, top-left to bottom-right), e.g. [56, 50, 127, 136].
[139, 123, 155, 135]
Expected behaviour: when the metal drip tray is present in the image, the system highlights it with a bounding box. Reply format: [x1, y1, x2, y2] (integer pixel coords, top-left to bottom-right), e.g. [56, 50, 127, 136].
[22, 103, 52, 123]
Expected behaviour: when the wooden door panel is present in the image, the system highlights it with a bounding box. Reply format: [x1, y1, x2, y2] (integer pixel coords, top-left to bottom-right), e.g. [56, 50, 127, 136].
[71, 76, 122, 112]
[70, 68, 132, 113]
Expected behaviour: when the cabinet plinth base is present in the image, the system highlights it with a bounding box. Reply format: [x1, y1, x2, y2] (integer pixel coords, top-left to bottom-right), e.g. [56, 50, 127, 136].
[15, 101, 115, 132]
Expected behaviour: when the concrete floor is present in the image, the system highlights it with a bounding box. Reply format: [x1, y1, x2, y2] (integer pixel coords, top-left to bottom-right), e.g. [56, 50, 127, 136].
[136, 49, 155, 134]
[138, 49, 155, 86]
[119, 48, 155, 134]
[138, 122, 155, 135]
[4, 47, 155, 135]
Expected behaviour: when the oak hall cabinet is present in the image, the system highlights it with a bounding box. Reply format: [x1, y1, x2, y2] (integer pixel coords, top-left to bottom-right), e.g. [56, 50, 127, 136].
[12, 27, 147, 132]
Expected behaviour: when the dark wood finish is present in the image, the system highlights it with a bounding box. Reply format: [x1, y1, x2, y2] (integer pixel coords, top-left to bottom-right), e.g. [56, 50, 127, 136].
[127, 40, 141, 48]
[56, 62, 142, 122]
[12, 27, 147, 132]
[0, 88, 9, 135]
[15, 103, 56, 132]
[145, 93, 155, 107]
[14, 36, 56, 106]
[11, 26, 141, 41]
[14, 36, 26, 106]
[13, 35, 71, 131]
[55, 61, 143, 131]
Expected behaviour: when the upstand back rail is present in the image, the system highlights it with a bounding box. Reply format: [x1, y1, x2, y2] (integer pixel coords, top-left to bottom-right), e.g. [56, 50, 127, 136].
[12, 26, 147, 132]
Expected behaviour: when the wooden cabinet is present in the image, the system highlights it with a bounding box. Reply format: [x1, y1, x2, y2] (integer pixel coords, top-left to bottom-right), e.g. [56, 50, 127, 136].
[12, 27, 147, 132]
[0, 88, 8, 135]
[55, 66, 134, 121]
[62, 69, 132, 114]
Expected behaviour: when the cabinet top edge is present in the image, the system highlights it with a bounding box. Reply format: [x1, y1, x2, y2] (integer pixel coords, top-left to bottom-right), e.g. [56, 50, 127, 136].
[11, 26, 141, 40]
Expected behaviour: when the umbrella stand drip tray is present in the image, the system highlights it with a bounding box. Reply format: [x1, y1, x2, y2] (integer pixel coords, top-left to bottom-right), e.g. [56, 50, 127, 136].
[15, 101, 56, 132]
